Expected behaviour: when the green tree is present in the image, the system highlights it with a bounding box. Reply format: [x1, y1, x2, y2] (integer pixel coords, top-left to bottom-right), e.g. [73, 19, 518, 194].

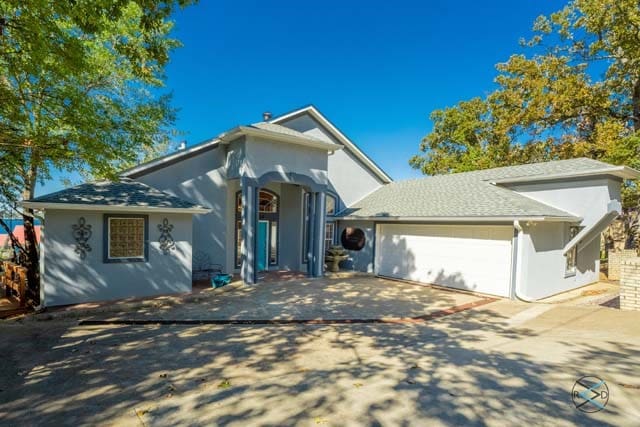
[410, 0, 640, 206]
[0, 0, 194, 304]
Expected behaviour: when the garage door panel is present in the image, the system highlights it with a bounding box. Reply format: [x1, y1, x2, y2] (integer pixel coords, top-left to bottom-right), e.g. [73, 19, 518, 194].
[376, 224, 512, 297]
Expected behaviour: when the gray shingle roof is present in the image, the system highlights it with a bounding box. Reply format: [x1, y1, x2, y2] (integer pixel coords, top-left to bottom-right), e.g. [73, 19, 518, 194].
[27, 180, 208, 211]
[340, 158, 617, 220]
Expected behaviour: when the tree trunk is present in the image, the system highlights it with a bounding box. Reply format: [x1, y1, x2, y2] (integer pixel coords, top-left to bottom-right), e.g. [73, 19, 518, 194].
[21, 210, 40, 305]
[21, 166, 40, 306]
[0, 218, 25, 263]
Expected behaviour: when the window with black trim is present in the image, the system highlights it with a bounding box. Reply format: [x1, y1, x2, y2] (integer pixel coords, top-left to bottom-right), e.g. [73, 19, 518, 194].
[565, 226, 579, 275]
[302, 192, 339, 263]
[104, 215, 148, 263]
[325, 222, 335, 251]
[326, 194, 337, 216]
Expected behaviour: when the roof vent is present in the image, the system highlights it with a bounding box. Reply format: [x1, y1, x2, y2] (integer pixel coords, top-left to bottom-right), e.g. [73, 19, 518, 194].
[262, 111, 272, 121]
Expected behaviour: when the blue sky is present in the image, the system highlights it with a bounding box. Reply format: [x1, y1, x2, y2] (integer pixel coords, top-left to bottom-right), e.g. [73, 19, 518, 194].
[40, 0, 567, 195]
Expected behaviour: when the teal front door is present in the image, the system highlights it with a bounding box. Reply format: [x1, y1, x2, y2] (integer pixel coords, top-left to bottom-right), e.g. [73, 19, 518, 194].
[257, 220, 269, 271]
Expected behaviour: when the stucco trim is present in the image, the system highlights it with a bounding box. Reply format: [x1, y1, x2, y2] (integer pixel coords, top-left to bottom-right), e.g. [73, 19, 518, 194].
[22, 202, 211, 214]
[562, 201, 621, 255]
[244, 171, 327, 193]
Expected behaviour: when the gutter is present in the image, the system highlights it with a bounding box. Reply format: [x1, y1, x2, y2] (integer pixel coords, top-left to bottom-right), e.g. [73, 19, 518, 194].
[336, 215, 582, 223]
[20, 202, 211, 214]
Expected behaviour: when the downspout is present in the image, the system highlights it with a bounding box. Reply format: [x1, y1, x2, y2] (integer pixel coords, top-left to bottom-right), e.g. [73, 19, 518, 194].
[512, 220, 536, 303]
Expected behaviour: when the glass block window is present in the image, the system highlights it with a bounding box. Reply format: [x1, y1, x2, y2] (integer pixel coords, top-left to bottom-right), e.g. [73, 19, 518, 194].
[105, 216, 147, 262]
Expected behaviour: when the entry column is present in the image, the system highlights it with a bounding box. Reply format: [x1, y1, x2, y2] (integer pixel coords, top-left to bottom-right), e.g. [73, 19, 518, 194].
[241, 180, 258, 284]
[306, 192, 316, 277]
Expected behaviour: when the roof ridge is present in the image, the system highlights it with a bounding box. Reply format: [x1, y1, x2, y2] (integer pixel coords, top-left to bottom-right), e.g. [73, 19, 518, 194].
[26, 179, 209, 211]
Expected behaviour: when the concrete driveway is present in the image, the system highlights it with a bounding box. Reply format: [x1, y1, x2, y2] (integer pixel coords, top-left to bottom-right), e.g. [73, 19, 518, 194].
[77, 275, 487, 322]
[0, 276, 639, 426]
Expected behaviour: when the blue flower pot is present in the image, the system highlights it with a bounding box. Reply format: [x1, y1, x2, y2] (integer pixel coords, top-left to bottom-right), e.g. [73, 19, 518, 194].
[212, 273, 232, 288]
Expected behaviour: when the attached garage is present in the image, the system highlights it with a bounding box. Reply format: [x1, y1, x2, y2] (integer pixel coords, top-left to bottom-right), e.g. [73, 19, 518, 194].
[375, 224, 514, 297]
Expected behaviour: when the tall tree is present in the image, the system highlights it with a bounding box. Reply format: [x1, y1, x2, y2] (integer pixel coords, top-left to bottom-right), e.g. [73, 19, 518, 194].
[0, 0, 194, 305]
[410, 0, 640, 206]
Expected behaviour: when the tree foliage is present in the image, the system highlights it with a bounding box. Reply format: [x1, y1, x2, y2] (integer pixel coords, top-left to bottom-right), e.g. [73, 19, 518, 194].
[0, 0, 194, 303]
[410, 0, 640, 206]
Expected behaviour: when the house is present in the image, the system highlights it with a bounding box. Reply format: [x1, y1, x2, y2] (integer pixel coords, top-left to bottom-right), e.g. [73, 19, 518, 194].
[22, 181, 209, 306]
[0, 225, 42, 249]
[23, 105, 640, 306]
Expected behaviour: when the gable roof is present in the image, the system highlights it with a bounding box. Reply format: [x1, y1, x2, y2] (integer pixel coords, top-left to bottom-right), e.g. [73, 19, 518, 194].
[122, 137, 221, 179]
[338, 158, 639, 222]
[270, 105, 393, 183]
[218, 122, 343, 151]
[121, 108, 350, 179]
[23, 180, 210, 214]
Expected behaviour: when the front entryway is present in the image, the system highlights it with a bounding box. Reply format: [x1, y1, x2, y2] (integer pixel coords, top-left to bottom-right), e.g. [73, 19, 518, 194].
[235, 189, 280, 271]
[257, 220, 269, 271]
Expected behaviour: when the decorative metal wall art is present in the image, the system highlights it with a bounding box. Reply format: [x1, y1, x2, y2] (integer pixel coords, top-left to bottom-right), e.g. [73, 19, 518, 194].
[72, 217, 92, 259]
[158, 218, 176, 255]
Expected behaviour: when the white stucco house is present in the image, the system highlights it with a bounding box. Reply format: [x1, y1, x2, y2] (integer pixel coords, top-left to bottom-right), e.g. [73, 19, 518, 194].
[23, 105, 640, 306]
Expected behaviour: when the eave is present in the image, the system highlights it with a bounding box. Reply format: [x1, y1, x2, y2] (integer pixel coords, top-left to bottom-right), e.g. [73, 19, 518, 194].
[219, 125, 343, 152]
[490, 166, 640, 185]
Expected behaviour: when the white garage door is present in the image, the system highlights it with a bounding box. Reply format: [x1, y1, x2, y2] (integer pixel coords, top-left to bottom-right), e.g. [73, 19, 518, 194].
[375, 224, 513, 297]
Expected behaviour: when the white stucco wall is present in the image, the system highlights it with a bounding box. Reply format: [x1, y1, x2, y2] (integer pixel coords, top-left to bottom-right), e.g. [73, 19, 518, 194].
[507, 178, 622, 226]
[518, 222, 600, 300]
[135, 147, 228, 273]
[242, 136, 329, 184]
[42, 209, 193, 307]
[510, 178, 621, 299]
[337, 220, 375, 273]
[278, 114, 385, 207]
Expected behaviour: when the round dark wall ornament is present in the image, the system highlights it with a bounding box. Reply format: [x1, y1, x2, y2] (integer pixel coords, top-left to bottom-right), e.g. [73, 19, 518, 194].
[341, 227, 366, 251]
